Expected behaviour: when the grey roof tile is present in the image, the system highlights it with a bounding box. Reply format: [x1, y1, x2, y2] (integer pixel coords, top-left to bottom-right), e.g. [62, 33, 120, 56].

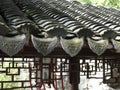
[0, 0, 120, 56]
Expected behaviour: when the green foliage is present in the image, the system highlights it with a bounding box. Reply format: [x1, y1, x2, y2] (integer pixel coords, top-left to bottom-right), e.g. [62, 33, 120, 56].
[77, 0, 120, 9]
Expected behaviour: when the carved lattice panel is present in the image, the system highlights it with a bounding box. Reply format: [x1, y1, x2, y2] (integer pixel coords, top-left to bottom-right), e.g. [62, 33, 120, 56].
[103, 59, 120, 84]
[0, 57, 70, 90]
[0, 58, 36, 90]
[80, 58, 103, 79]
[53, 58, 69, 90]
[0, 57, 120, 90]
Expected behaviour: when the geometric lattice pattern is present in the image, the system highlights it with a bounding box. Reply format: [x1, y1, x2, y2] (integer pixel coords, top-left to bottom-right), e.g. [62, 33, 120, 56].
[0, 57, 120, 89]
[103, 59, 120, 84]
[0, 58, 34, 90]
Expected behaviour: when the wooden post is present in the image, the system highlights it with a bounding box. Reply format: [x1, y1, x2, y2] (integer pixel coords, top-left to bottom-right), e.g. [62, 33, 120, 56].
[69, 57, 80, 90]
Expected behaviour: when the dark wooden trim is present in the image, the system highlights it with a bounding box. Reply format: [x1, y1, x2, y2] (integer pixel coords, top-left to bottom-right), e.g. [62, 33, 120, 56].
[69, 57, 80, 90]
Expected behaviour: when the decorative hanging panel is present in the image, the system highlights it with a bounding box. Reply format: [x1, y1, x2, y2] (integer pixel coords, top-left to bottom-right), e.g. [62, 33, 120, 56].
[31, 35, 58, 56]
[0, 35, 26, 56]
[60, 37, 84, 57]
[87, 37, 109, 55]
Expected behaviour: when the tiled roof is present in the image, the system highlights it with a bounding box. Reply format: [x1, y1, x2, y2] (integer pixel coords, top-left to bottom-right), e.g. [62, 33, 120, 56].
[0, 0, 120, 57]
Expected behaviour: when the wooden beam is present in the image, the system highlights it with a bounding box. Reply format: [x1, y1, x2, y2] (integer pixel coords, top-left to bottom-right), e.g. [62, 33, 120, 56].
[69, 57, 80, 90]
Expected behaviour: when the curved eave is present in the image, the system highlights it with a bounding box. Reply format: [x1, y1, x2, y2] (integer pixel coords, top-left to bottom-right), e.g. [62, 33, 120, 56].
[0, 40, 118, 58]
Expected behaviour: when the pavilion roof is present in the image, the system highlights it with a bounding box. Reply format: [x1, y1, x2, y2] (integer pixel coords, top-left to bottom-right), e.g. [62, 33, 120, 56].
[0, 0, 120, 57]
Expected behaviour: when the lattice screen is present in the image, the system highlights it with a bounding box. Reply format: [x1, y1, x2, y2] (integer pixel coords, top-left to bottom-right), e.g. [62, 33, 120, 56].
[0, 57, 120, 90]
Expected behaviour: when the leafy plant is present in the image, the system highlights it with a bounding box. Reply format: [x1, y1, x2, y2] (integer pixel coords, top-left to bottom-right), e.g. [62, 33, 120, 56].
[77, 0, 120, 9]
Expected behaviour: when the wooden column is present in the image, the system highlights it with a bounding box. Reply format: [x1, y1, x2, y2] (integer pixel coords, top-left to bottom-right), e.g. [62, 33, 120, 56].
[69, 57, 80, 90]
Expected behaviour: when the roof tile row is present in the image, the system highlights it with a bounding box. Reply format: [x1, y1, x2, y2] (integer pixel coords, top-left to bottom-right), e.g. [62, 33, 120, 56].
[0, 0, 120, 56]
